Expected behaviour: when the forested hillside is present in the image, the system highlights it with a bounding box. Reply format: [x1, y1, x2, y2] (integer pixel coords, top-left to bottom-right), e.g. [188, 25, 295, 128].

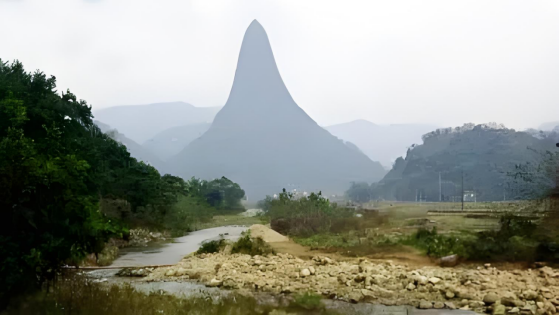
[370, 123, 558, 202]
[94, 120, 167, 172]
[0, 60, 244, 306]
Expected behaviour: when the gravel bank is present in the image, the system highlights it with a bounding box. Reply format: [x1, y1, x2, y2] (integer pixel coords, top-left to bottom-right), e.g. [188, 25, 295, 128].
[139, 253, 558, 314]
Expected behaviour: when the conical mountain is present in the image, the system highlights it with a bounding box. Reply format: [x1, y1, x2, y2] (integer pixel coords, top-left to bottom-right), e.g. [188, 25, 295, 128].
[169, 20, 386, 199]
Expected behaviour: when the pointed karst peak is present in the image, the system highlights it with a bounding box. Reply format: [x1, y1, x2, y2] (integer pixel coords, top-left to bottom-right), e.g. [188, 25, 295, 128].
[218, 18, 294, 114]
[245, 20, 268, 39]
[248, 19, 263, 29]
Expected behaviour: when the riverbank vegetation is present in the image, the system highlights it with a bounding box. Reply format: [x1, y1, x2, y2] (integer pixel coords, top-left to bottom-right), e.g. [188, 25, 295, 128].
[4, 273, 336, 315]
[263, 173, 557, 265]
[0, 60, 246, 307]
[265, 189, 382, 237]
[197, 231, 275, 256]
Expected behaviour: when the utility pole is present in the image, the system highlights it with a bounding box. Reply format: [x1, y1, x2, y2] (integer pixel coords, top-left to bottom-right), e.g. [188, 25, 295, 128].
[461, 172, 465, 210]
[474, 185, 478, 204]
[439, 172, 442, 202]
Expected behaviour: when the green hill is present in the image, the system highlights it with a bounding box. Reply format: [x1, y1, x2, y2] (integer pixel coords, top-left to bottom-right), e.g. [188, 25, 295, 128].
[375, 123, 558, 201]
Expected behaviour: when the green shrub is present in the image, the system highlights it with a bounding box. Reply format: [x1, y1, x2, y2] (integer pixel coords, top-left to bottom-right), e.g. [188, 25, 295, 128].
[196, 239, 227, 254]
[268, 189, 354, 237]
[164, 195, 215, 237]
[291, 292, 324, 310]
[404, 228, 470, 258]
[407, 215, 557, 262]
[231, 231, 275, 256]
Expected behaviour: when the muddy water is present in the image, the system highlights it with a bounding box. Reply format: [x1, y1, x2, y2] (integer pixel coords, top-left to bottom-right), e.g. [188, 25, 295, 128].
[110, 226, 248, 267]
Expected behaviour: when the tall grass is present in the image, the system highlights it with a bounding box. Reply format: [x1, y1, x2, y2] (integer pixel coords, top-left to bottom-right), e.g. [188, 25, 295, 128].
[267, 190, 387, 237]
[4, 273, 336, 315]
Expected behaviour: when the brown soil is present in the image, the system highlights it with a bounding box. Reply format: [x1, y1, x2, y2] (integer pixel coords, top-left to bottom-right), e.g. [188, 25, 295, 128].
[269, 240, 434, 268]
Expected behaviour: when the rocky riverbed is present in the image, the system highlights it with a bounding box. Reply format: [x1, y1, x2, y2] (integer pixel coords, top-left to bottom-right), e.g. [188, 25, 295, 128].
[130, 253, 559, 315]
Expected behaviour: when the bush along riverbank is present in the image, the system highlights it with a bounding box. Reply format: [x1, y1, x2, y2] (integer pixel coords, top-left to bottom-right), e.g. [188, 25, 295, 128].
[3, 273, 338, 315]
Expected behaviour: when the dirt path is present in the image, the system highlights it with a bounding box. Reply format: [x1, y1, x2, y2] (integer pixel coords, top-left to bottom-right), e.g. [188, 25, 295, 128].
[270, 239, 435, 268]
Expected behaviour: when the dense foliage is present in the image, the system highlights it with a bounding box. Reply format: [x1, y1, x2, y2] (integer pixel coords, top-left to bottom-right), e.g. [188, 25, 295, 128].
[0, 60, 132, 304]
[267, 189, 355, 236]
[345, 182, 374, 203]
[196, 231, 274, 256]
[373, 123, 558, 202]
[406, 214, 557, 262]
[0, 60, 245, 306]
[184, 177, 245, 211]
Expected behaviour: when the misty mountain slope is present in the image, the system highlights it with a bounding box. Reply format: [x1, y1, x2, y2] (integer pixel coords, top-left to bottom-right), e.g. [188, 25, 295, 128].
[376, 123, 558, 202]
[93, 102, 220, 143]
[325, 120, 438, 168]
[538, 121, 559, 131]
[169, 20, 386, 199]
[143, 123, 211, 161]
[94, 121, 166, 173]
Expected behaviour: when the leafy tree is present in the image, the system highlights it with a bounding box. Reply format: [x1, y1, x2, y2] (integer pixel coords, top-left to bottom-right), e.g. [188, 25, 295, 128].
[256, 195, 273, 212]
[185, 176, 245, 210]
[345, 182, 372, 203]
[0, 60, 127, 305]
[0, 59, 248, 306]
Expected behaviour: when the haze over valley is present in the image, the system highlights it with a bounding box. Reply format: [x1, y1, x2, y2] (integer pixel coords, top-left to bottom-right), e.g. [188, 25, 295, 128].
[1, 2, 558, 314]
[91, 20, 558, 200]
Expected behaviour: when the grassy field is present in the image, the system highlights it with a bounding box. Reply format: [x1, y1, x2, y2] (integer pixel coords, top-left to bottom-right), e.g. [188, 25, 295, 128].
[291, 201, 553, 262]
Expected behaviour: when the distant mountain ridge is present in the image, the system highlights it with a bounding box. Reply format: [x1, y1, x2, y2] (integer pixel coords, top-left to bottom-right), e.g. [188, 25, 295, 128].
[143, 123, 211, 161]
[93, 101, 220, 143]
[325, 120, 438, 168]
[169, 20, 386, 199]
[94, 121, 166, 172]
[538, 121, 559, 132]
[376, 123, 558, 202]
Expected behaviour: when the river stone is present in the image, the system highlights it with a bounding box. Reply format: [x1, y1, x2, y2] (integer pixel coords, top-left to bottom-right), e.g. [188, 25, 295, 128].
[419, 300, 433, 309]
[446, 291, 455, 299]
[222, 278, 238, 289]
[361, 289, 376, 301]
[308, 266, 316, 275]
[501, 292, 521, 307]
[417, 275, 428, 285]
[165, 269, 176, 277]
[493, 304, 506, 315]
[208, 278, 222, 287]
[440, 254, 459, 267]
[407, 283, 416, 290]
[523, 290, 538, 300]
[300, 268, 311, 277]
[445, 302, 457, 309]
[509, 307, 520, 314]
[434, 302, 445, 309]
[484, 293, 500, 304]
[348, 290, 362, 303]
[348, 265, 360, 274]
[428, 277, 441, 284]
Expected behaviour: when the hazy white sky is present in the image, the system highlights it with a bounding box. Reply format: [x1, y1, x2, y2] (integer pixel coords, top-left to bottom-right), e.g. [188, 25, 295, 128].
[1, 0, 558, 129]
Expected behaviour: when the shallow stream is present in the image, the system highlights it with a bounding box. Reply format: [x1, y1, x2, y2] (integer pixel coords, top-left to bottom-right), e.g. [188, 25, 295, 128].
[110, 225, 248, 267]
